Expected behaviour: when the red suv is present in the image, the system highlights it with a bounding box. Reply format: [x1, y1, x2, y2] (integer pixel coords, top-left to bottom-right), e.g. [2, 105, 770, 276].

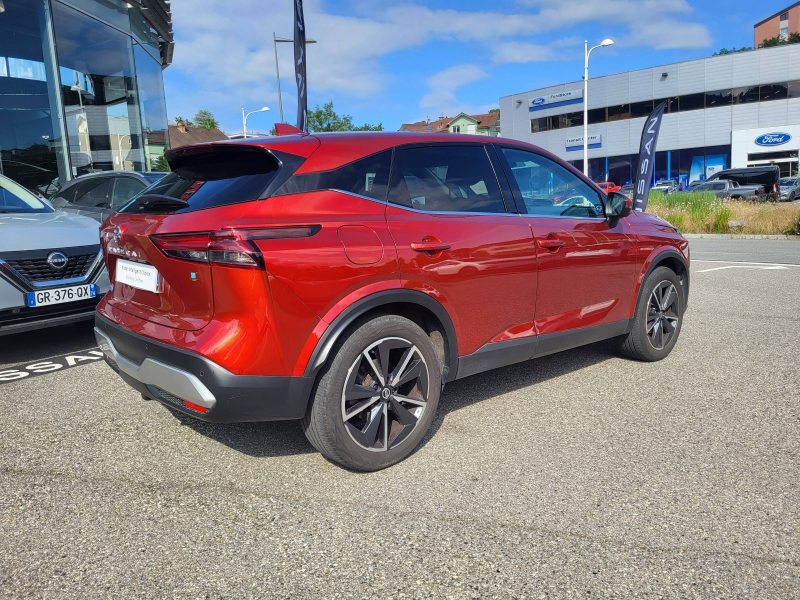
[95, 132, 689, 471]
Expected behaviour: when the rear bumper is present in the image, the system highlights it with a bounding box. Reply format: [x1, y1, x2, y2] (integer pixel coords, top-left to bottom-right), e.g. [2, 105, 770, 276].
[95, 314, 313, 422]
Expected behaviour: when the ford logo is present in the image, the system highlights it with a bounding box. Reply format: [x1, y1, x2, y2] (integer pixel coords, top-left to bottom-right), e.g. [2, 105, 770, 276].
[530, 97, 546, 106]
[46, 251, 69, 270]
[755, 132, 791, 146]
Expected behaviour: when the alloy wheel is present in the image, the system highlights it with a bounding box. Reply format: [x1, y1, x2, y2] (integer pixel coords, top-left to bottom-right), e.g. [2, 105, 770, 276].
[646, 280, 680, 350]
[341, 337, 429, 452]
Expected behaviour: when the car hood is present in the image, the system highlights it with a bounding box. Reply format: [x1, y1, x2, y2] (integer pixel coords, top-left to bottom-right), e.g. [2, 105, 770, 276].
[0, 211, 100, 253]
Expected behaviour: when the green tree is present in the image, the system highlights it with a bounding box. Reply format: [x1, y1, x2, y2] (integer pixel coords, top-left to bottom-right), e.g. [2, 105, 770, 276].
[712, 46, 752, 56]
[193, 109, 220, 129]
[151, 154, 170, 172]
[306, 102, 383, 132]
[761, 32, 800, 47]
[488, 108, 500, 114]
[173, 116, 194, 127]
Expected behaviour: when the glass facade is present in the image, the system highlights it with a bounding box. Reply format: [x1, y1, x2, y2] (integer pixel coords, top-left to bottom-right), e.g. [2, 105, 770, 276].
[568, 146, 732, 187]
[0, 0, 170, 193]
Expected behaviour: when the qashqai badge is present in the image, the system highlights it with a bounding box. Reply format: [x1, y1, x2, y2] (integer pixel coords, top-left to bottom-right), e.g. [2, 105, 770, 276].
[755, 133, 791, 147]
[46, 252, 69, 270]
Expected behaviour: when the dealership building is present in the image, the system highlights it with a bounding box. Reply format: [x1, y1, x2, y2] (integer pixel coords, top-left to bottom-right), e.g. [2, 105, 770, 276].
[499, 44, 800, 186]
[0, 0, 173, 192]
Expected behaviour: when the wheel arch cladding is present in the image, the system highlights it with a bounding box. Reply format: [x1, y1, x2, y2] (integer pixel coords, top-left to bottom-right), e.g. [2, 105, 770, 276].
[304, 290, 458, 385]
[647, 250, 690, 308]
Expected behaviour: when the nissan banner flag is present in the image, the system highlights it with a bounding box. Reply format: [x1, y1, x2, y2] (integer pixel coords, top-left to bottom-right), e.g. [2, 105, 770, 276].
[633, 101, 667, 212]
[294, 0, 308, 132]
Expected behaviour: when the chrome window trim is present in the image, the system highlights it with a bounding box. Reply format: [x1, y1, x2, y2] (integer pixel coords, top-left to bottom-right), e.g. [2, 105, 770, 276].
[329, 188, 388, 205]
[331, 187, 521, 217]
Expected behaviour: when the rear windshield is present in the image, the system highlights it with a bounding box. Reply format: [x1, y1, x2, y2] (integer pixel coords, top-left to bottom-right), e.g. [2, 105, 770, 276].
[119, 145, 280, 214]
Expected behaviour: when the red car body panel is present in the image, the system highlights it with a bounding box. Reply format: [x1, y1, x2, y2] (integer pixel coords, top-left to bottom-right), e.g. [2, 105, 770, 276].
[95, 132, 689, 423]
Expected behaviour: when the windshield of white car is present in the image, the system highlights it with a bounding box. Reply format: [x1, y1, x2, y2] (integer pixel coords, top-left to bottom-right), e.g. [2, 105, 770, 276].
[779, 178, 796, 185]
[0, 176, 54, 214]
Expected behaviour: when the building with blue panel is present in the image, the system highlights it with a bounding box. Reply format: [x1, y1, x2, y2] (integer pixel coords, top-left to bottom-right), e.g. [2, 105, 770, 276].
[500, 44, 800, 187]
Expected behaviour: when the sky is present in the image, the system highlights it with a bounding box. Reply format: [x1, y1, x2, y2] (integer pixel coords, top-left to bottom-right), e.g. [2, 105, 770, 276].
[163, 0, 788, 135]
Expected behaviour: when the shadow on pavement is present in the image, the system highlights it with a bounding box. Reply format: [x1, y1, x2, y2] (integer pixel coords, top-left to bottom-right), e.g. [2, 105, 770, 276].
[0, 321, 97, 369]
[170, 338, 619, 460]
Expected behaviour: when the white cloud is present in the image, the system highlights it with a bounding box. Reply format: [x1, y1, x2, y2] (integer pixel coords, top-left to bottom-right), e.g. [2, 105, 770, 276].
[165, 0, 712, 129]
[419, 64, 489, 116]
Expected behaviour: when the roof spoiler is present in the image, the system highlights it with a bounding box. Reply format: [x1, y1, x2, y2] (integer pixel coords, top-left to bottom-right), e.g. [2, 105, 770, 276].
[274, 123, 305, 136]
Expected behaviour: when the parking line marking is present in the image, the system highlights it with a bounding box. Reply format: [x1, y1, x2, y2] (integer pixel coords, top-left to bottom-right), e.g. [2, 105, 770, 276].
[697, 265, 789, 273]
[692, 260, 800, 268]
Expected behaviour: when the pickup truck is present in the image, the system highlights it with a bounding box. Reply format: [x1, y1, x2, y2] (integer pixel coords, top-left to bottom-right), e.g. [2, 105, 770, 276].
[692, 179, 764, 199]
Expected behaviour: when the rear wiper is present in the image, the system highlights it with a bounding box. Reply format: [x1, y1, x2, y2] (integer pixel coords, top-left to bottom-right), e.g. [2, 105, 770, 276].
[133, 194, 190, 213]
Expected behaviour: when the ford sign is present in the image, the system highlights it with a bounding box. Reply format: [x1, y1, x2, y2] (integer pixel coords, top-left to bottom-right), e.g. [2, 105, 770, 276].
[530, 97, 546, 106]
[755, 132, 791, 146]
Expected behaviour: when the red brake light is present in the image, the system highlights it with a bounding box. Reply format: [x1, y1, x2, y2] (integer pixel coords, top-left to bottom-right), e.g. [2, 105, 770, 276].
[151, 226, 320, 269]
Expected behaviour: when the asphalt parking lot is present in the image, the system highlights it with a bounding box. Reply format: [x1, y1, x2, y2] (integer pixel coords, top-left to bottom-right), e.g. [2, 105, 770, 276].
[0, 238, 798, 598]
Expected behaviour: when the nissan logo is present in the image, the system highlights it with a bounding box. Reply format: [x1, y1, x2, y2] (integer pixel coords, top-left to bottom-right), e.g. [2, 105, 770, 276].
[47, 252, 69, 270]
[113, 225, 124, 243]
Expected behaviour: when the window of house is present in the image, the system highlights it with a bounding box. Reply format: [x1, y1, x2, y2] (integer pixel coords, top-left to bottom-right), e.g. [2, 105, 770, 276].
[760, 83, 788, 101]
[679, 92, 705, 112]
[607, 103, 631, 121]
[705, 89, 732, 108]
[389, 145, 506, 213]
[530, 117, 548, 133]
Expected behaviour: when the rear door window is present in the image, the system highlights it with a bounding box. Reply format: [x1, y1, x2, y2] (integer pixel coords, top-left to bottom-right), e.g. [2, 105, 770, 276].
[388, 145, 506, 213]
[119, 145, 281, 213]
[72, 178, 111, 208]
[110, 177, 146, 209]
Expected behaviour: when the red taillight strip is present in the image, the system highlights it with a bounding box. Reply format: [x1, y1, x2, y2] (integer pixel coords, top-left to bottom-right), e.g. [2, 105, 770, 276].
[150, 226, 321, 268]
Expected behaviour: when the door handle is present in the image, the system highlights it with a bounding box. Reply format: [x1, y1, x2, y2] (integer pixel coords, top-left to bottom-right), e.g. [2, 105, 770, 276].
[537, 238, 566, 249]
[411, 241, 451, 253]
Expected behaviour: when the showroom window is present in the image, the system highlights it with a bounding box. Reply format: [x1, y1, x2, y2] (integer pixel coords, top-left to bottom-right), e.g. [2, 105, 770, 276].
[134, 44, 169, 171]
[733, 86, 759, 104]
[607, 103, 631, 122]
[759, 83, 788, 102]
[679, 92, 705, 112]
[52, 1, 145, 175]
[0, 0, 69, 191]
[630, 100, 654, 119]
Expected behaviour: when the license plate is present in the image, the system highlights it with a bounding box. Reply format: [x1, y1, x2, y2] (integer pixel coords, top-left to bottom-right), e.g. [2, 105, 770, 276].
[27, 284, 97, 307]
[115, 258, 160, 293]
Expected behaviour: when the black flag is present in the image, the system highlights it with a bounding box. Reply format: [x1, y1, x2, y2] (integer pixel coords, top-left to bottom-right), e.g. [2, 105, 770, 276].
[294, 0, 308, 132]
[633, 101, 667, 212]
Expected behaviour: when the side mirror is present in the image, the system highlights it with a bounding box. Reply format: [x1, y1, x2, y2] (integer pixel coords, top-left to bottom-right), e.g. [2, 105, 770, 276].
[605, 191, 632, 223]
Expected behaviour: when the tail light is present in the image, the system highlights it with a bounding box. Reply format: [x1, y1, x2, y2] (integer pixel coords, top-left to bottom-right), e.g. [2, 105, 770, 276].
[151, 226, 320, 269]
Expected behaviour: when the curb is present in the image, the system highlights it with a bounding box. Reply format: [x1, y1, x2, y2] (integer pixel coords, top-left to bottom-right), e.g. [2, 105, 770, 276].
[683, 233, 800, 240]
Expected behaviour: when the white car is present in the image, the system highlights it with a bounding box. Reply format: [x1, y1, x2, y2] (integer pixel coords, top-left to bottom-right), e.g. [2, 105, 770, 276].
[0, 175, 110, 336]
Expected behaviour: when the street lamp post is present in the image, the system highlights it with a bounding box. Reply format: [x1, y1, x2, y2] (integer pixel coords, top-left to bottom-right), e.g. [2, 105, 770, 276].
[241, 106, 270, 139]
[583, 38, 614, 177]
[273, 33, 317, 124]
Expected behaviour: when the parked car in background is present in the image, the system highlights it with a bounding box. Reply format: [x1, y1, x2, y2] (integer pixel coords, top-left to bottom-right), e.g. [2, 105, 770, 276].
[707, 166, 780, 200]
[619, 184, 635, 198]
[0, 174, 109, 336]
[692, 180, 764, 199]
[785, 178, 800, 201]
[652, 180, 679, 194]
[688, 180, 704, 190]
[51, 171, 167, 223]
[596, 181, 620, 193]
[778, 177, 797, 200]
[95, 132, 690, 471]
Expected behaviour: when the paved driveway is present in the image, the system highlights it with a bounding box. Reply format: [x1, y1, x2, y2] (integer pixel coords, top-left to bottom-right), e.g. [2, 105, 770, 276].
[0, 240, 798, 598]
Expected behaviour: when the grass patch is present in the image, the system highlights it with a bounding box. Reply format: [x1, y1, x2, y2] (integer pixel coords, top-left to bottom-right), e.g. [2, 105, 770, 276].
[647, 192, 800, 235]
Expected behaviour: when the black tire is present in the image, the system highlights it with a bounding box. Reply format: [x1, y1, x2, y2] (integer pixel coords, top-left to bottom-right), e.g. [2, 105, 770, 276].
[301, 314, 441, 471]
[616, 266, 684, 362]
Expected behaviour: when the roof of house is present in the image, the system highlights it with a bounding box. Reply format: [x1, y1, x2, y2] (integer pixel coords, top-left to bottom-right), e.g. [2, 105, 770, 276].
[754, 2, 800, 28]
[399, 112, 499, 132]
[399, 116, 453, 133]
[168, 124, 229, 148]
